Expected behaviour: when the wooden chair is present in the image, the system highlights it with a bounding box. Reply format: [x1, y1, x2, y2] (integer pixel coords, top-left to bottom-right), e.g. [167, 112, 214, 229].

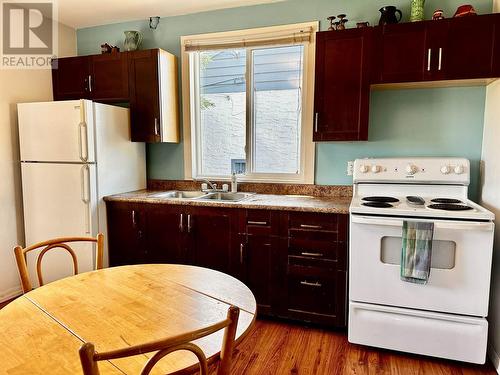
[79, 305, 240, 375]
[14, 234, 104, 293]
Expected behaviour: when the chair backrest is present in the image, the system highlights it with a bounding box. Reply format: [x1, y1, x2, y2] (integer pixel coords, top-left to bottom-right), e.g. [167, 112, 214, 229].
[14, 234, 104, 293]
[79, 305, 240, 375]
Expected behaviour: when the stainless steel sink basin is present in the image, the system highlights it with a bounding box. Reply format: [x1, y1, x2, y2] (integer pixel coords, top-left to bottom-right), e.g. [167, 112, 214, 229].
[150, 190, 207, 199]
[194, 192, 255, 202]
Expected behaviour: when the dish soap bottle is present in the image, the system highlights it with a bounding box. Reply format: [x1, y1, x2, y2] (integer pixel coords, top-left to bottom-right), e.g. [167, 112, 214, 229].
[231, 173, 238, 193]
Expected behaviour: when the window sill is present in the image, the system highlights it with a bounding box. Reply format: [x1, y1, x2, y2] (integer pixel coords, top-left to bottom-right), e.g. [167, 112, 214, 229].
[188, 175, 314, 185]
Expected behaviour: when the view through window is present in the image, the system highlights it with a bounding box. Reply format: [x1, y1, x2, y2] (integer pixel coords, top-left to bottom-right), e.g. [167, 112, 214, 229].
[194, 44, 305, 178]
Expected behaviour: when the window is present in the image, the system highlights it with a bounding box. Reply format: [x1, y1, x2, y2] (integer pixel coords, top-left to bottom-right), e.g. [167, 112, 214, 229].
[182, 23, 317, 183]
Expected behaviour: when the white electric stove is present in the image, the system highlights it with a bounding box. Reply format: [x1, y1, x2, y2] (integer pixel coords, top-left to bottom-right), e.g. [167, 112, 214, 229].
[348, 157, 495, 364]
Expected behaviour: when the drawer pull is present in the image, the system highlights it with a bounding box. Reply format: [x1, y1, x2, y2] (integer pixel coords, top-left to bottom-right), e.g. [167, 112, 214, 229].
[300, 252, 323, 258]
[427, 48, 432, 71]
[300, 280, 322, 288]
[248, 221, 267, 226]
[300, 224, 322, 229]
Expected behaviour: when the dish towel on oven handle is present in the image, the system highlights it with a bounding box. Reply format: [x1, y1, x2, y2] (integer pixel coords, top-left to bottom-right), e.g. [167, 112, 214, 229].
[401, 221, 434, 284]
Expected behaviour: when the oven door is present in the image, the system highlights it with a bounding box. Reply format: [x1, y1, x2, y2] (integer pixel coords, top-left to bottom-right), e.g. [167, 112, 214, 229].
[349, 215, 494, 317]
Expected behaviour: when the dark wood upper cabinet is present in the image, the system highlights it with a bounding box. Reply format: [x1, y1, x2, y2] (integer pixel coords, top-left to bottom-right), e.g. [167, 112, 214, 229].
[444, 15, 499, 80]
[374, 14, 500, 83]
[90, 53, 129, 101]
[376, 22, 428, 83]
[52, 48, 180, 144]
[313, 28, 373, 141]
[53, 54, 128, 102]
[52, 56, 91, 101]
[128, 49, 179, 143]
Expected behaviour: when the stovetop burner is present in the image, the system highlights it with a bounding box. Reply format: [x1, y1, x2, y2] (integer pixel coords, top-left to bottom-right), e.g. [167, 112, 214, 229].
[362, 196, 399, 203]
[427, 203, 473, 211]
[431, 198, 463, 204]
[362, 202, 394, 208]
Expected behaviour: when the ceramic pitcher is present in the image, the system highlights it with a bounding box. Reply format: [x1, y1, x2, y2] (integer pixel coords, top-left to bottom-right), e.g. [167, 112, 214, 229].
[410, 0, 426, 22]
[378, 6, 403, 25]
[124, 30, 143, 51]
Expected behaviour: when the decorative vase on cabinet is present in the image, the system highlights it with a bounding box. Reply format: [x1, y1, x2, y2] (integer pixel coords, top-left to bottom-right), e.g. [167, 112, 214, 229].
[124, 31, 143, 51]
[410, 0, 425, 22]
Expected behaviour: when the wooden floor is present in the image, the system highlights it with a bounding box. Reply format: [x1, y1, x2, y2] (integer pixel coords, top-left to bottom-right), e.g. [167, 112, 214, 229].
[211, 318, 497, 375]
[1, 298, 496, 375]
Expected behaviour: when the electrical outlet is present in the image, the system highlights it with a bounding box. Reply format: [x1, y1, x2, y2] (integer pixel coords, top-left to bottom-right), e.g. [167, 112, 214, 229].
[347, 161, 354, 176]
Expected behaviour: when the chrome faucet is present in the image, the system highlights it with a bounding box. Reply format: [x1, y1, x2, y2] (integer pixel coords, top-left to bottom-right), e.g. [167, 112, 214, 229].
[196, 178, 225, 193]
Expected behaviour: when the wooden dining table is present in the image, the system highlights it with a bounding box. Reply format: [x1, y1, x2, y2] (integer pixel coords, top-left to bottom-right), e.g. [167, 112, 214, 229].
[0, 264, 257, 375]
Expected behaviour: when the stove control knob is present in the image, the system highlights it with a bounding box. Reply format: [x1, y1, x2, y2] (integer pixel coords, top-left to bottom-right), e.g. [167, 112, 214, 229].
[359, 165, 369, 173]
[405, 164, 417, 175]
[371, 165, 381, 173]
[440, 165, 451, 174]
[454, 165, 464, 174]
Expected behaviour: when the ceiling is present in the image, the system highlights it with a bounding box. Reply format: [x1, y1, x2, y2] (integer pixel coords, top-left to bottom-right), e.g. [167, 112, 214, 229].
[57, 0, 285, 29]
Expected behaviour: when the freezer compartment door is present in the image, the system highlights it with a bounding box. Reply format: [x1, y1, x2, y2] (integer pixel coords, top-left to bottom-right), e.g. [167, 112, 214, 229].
[348, 302, 488, 364]
[21, 162, 97, 287]
[18, 100, 95, 162]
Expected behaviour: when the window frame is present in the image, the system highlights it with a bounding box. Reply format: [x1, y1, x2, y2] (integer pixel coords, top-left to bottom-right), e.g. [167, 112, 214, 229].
[181, 22, 318, 184]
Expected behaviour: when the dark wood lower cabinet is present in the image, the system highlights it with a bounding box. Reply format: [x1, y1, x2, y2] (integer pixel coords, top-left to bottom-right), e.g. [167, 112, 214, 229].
[106, 202, 146, 265]
[105, 201, 348, 327]
[146, 204, 185, 264]
[187, 207, 239, 274]
[241, 235, 281, 315]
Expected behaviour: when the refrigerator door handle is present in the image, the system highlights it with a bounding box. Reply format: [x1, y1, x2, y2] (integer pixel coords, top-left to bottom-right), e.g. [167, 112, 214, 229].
[78, 121, 89, 162]
[81, 165, 91, 234]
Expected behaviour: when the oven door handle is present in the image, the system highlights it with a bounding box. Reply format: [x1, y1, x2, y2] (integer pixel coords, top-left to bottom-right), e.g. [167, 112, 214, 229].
[351, 216, 494, 231]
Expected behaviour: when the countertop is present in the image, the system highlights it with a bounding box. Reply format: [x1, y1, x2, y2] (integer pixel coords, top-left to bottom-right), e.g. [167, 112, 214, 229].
[104, 189, 351, 214]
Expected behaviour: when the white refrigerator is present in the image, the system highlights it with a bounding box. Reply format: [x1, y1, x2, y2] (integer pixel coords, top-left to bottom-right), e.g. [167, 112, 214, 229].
[17, 100, 146, 287]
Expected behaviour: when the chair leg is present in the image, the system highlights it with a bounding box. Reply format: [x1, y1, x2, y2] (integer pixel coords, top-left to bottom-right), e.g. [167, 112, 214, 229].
[79, 342, 100, 375]
[217, 306, 240, 375]
[14, 246, 32, 293]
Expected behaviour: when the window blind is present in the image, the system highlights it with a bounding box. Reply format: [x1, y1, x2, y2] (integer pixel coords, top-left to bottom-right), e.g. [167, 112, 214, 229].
[183, 26, 313, 52]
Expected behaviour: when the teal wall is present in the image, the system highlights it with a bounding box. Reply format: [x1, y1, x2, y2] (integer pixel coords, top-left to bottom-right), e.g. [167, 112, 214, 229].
[77, 0, 492, 199]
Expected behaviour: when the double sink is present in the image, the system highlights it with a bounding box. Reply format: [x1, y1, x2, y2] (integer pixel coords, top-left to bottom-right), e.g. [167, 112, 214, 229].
[150, 190, 255, 202]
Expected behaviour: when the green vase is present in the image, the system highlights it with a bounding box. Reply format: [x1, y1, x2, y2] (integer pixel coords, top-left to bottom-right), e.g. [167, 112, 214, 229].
[410, 0, 425, 22]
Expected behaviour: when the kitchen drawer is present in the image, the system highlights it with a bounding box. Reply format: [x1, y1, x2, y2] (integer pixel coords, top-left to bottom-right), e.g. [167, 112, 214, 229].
[246, 210, 273, 235]
[287, 273, 337, 316]
[288, 212, 338, 231]
[288, 237, 338, 261]
[288, 263, 335, 277]
[289, 228, 337, 242]
[288, 255, 336, 269]
[245, 209, 282, 236]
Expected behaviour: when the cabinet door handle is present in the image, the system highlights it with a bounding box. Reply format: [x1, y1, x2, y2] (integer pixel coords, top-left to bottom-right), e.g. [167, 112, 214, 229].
[88, 75, 92, 92]
[300, 224, 322, 229]
[154, 118, 159, 136]
[314, 112, 319, 132]
[179, 213, 184, 232]
[300, 280, 322, 288]
[438, 47, 443, 71]
[301, 252, 324, 258]
[132, 210, 137, 227]
[427, 48, 432, 72]
[187, 214, 192, 233]
[240, 243, 244, 264]
[248, 221, 267, 226]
